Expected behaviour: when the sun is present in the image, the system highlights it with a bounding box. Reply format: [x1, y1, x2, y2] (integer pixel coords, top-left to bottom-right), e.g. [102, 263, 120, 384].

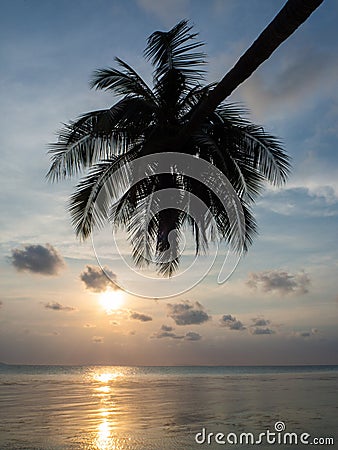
[99, 290, 124, 314]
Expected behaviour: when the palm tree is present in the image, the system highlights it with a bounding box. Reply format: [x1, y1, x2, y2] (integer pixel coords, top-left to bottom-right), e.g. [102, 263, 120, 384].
[183, 0, 324, 136]
[47, 0, 322, 276]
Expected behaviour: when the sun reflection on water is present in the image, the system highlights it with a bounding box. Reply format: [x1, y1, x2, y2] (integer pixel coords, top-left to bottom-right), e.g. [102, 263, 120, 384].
[92, 368, 127, 450]
[94, 372, 121, 384]
[97, 418, 111, 449]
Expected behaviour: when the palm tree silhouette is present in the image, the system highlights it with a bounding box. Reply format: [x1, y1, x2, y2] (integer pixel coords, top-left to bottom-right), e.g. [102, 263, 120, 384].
[47, 1, 322, 276]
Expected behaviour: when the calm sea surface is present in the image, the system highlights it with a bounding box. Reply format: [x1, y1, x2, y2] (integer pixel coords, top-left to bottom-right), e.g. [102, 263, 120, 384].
[0, 365, 337, 449]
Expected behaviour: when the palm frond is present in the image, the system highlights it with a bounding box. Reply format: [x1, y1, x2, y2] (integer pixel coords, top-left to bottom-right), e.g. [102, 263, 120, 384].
[47, 98, 155, 181]
[179, 83, 215, 117]
[68, 148, 139, 239]
[144, 20, 206, 86]
[91, 57, 156, 103]
[193, 125, 265, 201]
[47, 117, 109, 182]
[153, 68, 187, 121]
[215, 105, 291, 186]
[239, 125, 291, 185]
[126, 189, 158, 268]
[155, 208, 185, 277]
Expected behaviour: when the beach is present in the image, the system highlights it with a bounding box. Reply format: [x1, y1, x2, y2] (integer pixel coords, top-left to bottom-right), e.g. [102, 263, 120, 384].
[0, 365, 337, 449]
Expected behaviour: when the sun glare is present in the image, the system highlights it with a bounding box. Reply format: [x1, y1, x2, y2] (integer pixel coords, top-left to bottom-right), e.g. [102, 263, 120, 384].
[99, 290, 124, 314]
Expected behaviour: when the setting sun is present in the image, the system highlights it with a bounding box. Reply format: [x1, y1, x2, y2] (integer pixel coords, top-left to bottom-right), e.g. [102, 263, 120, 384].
[99, 290, 124, 314]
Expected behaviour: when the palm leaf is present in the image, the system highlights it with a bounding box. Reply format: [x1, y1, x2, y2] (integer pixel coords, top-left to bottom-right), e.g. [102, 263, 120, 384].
[47, 98, 155, 181]
[144, 20, 206, 87]
[91, 57, 157, 104]
[68, 148, 140, 239]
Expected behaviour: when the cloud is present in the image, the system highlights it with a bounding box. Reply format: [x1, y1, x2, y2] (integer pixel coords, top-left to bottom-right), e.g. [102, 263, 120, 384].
[238, 48, 338, 120]
[252, 328, 275, 335]
[92, 336, 104, 343]
[184, 331, 202, 341]
[43, 302, 76, 312]
[80, 265, 118, 293]
[299, 331, 311, 338]
[136, 0, 189, 25]
[130, 311, 153, 322]
[219, 314, 246, 330]
[246, 270, 310, 295]
[293, 328, 319, 338]
[167, 301, 210, 325]
[10, 243, 64, 275]
[252, 318, 270, 327]
[152, 325, 202, 341]
[153, 325, 184, 339]
[249, 317, 276, 335]
[161, 325, 174, 332]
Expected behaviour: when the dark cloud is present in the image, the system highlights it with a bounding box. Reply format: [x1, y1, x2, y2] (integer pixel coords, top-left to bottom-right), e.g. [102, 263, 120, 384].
[294, 329, 319, 338]
[130, 311, 153, 322]
[252, 318, 270, 327]
[167, 301, 210, 325]
[161, 325, 174, 332]
[92, 336, 104, 343]
[220, 314, 246, 330]
[44, 302, 76, 312]
[152, 325, 202, 341]
[153, 325, 184, 339]
[250, 317, 275, 335]
[252, 327, 275, 335]
[10, 243, 64, 275]
[80, 265, 118, 293]
[185, 331, 202, 341]
[246, 270, 310, 295]
[299, 331, 311, 337]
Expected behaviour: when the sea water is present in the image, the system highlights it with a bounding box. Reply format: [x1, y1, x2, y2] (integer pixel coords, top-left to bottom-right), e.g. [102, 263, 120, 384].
[0, 365, 337, 449]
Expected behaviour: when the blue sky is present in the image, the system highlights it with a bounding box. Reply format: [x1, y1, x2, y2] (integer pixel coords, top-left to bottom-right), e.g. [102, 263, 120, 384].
[0, 0, 337, 365]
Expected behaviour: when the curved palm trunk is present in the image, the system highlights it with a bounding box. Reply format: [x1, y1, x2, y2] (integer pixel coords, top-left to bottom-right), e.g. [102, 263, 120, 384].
[183, 0, 324, 138]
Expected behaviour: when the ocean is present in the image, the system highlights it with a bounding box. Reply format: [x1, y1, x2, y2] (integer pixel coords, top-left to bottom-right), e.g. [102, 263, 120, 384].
[0, 365, 337, 449]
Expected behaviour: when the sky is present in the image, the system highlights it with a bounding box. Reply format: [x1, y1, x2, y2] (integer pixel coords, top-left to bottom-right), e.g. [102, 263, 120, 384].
[0, 0, 337, 366]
